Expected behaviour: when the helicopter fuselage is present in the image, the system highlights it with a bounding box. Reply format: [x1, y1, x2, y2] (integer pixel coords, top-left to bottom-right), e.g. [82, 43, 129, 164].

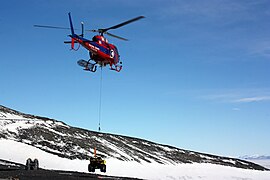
[70, 34, 121, 71]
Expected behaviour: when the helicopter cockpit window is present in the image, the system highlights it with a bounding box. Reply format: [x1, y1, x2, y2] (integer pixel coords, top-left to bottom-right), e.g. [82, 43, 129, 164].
[92, 35, 108, 45]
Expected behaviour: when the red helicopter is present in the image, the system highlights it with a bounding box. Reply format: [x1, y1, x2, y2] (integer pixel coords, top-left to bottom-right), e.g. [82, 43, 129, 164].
[34, 13, 145, 72]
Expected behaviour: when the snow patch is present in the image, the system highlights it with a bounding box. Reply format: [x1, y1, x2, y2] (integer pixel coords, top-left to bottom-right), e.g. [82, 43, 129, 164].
[0, 139, 270, 180]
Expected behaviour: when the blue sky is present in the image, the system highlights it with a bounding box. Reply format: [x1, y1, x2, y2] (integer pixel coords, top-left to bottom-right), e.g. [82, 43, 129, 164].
[1, 0, 270, 157]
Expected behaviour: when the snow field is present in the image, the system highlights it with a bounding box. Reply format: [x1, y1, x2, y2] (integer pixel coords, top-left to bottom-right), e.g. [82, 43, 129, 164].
[0, 139, 270, 180]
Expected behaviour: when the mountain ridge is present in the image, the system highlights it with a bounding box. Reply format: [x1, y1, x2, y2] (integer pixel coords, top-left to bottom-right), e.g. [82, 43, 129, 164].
[0, 104, 268, 171]
[240, 155, 270, 160]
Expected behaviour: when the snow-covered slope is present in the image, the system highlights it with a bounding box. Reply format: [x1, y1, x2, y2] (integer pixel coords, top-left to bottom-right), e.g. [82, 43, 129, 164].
[1, 139, 270, 180]
[1, 105, 270, 179]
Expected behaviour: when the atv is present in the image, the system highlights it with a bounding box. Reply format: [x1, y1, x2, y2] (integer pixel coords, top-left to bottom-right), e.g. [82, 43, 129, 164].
[88, 156, 106, 173]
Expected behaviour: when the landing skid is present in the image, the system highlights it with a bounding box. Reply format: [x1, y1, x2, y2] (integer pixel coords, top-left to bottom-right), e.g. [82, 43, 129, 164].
[77, 60, 97, 72]
[110, 65, 122, 72]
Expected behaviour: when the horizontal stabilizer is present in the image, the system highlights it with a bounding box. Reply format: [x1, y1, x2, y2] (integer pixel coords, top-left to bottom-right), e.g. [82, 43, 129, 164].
[64, 41, 78, 44]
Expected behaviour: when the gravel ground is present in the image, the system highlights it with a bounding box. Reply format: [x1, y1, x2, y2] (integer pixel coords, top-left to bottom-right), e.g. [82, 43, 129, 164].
[0, 169, 142, 180]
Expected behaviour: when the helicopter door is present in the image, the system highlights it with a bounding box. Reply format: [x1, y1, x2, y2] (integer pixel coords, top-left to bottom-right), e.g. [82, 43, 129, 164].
[111, 47, 120, 64]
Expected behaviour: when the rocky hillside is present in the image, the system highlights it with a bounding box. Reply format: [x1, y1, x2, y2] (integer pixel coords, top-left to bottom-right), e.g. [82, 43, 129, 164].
[0, 105, 268, 171]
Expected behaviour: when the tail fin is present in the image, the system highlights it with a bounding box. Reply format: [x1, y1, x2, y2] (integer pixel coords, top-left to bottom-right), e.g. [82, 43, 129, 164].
[68, 12, 75, 49]
[68, 12, 75, 35]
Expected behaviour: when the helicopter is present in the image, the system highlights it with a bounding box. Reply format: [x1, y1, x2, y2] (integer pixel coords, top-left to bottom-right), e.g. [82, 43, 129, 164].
[34, 13, 145, 72]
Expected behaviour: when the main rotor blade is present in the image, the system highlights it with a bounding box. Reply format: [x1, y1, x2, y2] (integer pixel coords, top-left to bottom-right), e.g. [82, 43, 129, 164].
[85, 29, 99, 33]
[34, 25, 78, 30]
[105, 32, 128, 41]
[103, 16, 145, 31]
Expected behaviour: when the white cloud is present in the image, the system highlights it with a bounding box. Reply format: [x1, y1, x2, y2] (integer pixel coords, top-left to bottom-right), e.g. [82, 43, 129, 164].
[250, 41, 270, 58]
[158, 1, 270, 23]
[201, 88, 270, 104]
[233, 96, 270, 103]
